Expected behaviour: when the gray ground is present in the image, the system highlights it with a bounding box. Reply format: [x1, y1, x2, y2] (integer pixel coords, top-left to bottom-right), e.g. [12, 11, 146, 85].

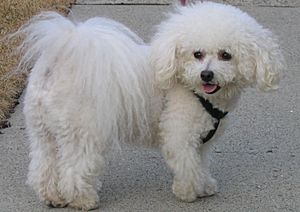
[0, 0, 299, 211]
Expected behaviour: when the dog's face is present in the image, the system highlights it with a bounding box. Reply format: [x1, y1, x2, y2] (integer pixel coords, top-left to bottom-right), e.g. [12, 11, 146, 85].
[151, 2, 284, 99]
[177, 41, 240, 98]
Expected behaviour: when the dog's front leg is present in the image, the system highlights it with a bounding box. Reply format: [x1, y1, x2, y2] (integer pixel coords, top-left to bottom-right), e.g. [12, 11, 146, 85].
[159, 85, 217, 202]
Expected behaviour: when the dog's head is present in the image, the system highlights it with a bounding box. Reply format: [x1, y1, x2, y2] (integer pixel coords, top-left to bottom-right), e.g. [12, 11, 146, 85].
[150, 2, 284, 98]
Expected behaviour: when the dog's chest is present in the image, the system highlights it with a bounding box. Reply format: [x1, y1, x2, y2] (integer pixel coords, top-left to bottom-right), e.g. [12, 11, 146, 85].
[160, 85, 225, 144]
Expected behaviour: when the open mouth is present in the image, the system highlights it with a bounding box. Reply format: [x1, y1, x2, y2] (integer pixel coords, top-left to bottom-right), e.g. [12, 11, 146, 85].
[202, 83, 221, 94]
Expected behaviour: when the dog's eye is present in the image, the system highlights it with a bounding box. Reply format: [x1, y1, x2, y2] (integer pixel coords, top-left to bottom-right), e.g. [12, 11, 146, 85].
[194, 51, 204, 60]
[218, 50, 232, 61]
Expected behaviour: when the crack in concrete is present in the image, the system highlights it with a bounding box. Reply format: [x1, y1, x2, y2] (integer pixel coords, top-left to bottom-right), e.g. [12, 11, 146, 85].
[74, 3, 170, 5]
[74, 0, 300, 7]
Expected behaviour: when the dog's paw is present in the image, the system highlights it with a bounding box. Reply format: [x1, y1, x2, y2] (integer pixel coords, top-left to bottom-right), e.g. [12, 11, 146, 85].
[172, 180, 197, 202]
[197, 177, 218, 197]
[44, 196, 67, 208]
[38, 186, 67, 208]
[45, 200, 67, 208]
[172, 177, 218, 201]
[68, 192, 99, 211]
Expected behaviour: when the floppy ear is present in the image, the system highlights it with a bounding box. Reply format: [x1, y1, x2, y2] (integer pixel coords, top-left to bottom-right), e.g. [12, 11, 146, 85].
[254, 30, 284, 91]
[238, 29, 284, 91]
[150, 32, 180, 90]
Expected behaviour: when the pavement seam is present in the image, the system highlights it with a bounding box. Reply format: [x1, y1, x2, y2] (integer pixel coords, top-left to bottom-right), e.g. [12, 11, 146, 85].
[73, 2, 300, 7]
[74, 3, 169, 5]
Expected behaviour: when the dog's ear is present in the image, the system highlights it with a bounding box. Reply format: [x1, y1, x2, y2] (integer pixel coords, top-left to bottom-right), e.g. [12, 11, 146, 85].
[238, 29, 284, 91]
[150, 32, 179, 90]
[254, 31, 284, 91]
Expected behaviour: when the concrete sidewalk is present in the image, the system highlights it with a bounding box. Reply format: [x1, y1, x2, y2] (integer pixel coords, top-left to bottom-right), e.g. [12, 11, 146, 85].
[0, 1, 299, 211]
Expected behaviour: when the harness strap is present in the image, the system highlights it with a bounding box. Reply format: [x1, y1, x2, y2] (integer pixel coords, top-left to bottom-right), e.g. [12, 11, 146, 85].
[193, 92, 228, 143]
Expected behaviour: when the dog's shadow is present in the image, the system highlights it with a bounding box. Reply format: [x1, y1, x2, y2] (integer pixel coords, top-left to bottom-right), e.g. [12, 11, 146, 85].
[98, 144, 174, 208]
[97, 144, 227, 210]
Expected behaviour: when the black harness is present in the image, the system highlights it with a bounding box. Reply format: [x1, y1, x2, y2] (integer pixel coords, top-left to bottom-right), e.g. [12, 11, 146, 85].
[193, 92, 228, 143]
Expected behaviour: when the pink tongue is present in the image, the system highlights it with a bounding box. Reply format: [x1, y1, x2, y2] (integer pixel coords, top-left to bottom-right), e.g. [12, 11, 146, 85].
[202, 84, 218, 93]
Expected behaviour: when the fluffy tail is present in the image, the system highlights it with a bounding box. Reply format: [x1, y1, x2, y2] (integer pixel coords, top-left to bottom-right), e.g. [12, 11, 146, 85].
[17, 12, 154, 144]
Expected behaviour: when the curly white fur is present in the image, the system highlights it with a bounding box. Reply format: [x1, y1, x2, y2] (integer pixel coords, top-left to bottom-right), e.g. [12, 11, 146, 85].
[150, 2, 283, 202]
[18, 12, 160, 210]
[16, 1, 283, 210]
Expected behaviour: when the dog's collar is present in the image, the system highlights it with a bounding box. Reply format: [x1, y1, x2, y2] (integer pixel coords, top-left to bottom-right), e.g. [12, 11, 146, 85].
[193, 91, 228, 143]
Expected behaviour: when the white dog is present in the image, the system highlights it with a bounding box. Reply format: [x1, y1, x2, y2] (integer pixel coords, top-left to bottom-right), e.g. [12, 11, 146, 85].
[16, 1, 283, 210]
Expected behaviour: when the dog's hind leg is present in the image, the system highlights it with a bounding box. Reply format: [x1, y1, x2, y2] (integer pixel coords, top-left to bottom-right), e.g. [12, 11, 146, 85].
[56, 126, 106, 211]
[25, 114, 66, 208]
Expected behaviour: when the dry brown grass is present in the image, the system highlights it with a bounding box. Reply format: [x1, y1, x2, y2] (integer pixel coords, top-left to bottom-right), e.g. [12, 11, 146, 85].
[0, 0, 74, 125]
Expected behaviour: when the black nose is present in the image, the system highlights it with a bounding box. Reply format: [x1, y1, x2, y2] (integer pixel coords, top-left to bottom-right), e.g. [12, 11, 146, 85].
[201, 70, 214, 82]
